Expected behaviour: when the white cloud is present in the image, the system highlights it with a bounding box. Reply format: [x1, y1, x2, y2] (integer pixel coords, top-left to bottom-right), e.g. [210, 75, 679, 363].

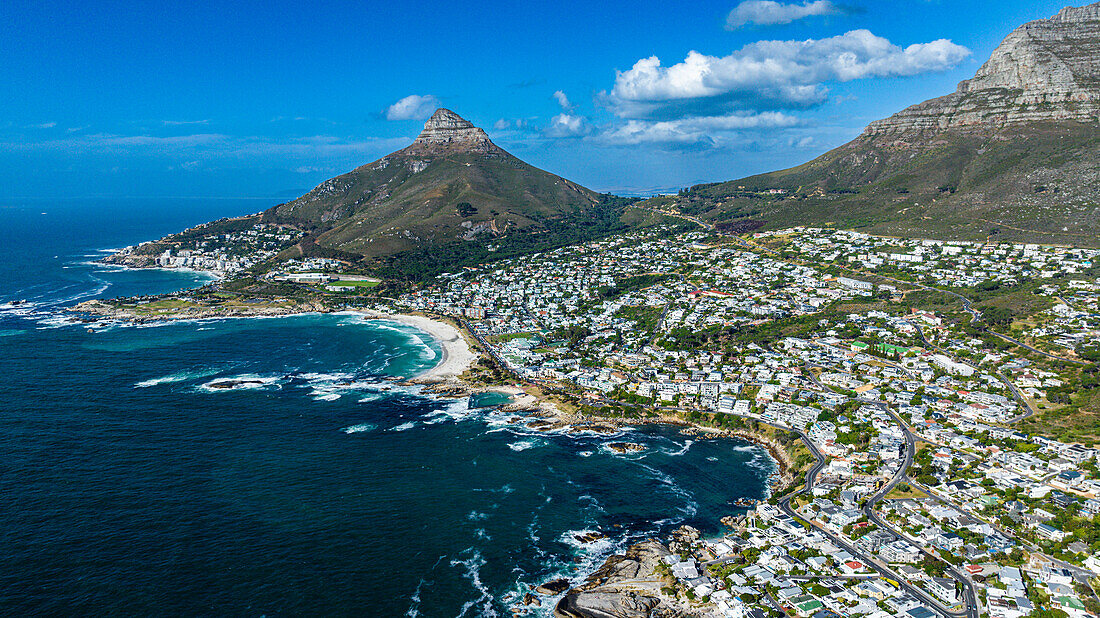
[162, 119, 210, 126]
[31, 122, 57, 129]
[553, 90, 573, 111]
[92, 133, 229, 147]
[604, 30, 970, 119]
[599, 111, 801, 146]
[726, 0, 842, 29]
[385, 94, 441, 120]
[545, 113, 592, 138]
[3, 131, 414, 161]
[492, 118, 529, 131]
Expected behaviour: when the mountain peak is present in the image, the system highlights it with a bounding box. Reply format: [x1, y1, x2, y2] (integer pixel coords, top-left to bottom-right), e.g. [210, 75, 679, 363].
[1053, 2, 1100, 22]
[423, 108, 474, 131]
[406, 108, 496, 155]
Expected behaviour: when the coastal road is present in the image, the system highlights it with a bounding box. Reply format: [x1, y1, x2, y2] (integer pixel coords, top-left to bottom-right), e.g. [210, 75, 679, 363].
[862, 407, 981, 618]
[625, 205, 715, 232]
[637, 274, 699, 352]
[774, 445, 973, 618]
[759, 396, 976, 618]
[907, 478, 1100, 584]
[984, 328, 1087, 366]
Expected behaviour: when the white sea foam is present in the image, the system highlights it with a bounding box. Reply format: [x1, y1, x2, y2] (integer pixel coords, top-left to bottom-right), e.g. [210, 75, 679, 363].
[450, 550, 496, 618]
[297, 371, 356, 382]
[313, 392, 341, 401]
[362, 319, 415, 337]
[578, 450, 593, 458]
[342, 423, 376, 434]
[637, 461, 698, 520]
[135, 367, 221, 388]
[135, 321, 175, 328]
[35, 314, 80, 329]
[415, 338, 438, 361]
[405, 579, 426, 618]
[391, 421, 416, 432]
[560, 529, 613, 553]
[52, 277, 111, 306]
[427, 399, 471, 422]
[508, 439, 538, 452]
[0, 329, 26, 337]
[75, 260, 129, 272]
[745, 451, 777, 474]
[664, 439, 694, 457]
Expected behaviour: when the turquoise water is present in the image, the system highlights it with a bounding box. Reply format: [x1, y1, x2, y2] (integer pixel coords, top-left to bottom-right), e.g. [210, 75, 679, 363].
[0, 200, 774, 616]
[469, 391, 515, 408]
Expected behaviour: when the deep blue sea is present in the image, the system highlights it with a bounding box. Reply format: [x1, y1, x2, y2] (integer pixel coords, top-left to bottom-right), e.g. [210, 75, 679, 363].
[0, 199, 773, 616]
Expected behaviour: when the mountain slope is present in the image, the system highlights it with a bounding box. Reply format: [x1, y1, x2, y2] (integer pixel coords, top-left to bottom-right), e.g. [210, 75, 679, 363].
[263, 109, 609, 258]
[663, 3, 1100, 246]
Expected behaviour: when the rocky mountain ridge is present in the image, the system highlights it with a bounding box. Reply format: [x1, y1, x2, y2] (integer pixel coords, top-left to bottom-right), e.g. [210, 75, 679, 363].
[866, 2, 1100, 135]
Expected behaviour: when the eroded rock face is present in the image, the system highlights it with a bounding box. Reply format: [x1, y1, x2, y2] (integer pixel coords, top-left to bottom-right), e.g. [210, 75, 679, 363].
[867, 2, 1100, 135]
[404, 108, 497, 154]
[554, 541, 673, 618]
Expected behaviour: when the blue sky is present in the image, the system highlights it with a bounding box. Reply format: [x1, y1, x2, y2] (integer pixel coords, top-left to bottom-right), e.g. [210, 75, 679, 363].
[0, 0, 1080, 199]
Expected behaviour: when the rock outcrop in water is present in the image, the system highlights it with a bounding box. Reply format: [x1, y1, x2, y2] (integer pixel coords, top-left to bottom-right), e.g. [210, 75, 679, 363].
[554, 541, 673, 618]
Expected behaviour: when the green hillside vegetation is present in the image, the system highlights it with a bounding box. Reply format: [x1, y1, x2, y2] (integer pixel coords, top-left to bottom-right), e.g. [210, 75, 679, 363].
[655, 121, 1100, 246]
[263, 148, 605, 258]
[371, 194, 668, 281]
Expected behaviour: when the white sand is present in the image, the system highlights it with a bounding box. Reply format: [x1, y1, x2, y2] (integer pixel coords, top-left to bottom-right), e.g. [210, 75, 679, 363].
[357, 310, 477, 381]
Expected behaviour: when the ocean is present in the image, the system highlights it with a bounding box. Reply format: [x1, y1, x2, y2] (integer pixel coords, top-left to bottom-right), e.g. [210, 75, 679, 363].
[0, 199, 774, 616]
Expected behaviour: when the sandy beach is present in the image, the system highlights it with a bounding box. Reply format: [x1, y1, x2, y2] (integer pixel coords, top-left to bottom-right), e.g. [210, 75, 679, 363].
[357, 310, 478, 382]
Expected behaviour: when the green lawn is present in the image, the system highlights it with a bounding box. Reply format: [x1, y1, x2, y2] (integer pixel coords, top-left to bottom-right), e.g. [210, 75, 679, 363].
[328, 280, 380, 288]
[133, 299, 199, 313]
[490, 332, 539, 343]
